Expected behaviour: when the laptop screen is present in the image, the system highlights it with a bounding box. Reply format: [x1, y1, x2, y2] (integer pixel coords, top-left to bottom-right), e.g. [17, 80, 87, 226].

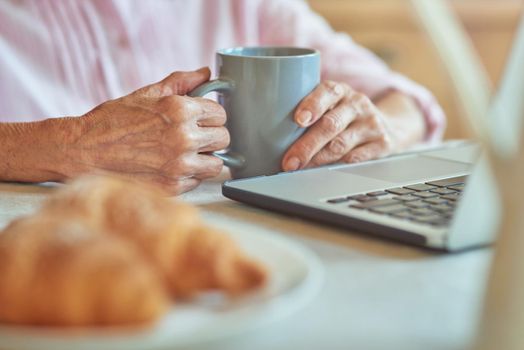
[488, 18, 524, 157]
[412, 2, 524, 158]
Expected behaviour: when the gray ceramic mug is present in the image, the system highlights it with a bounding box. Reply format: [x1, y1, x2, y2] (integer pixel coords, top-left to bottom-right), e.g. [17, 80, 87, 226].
[189, 46, 320, 179]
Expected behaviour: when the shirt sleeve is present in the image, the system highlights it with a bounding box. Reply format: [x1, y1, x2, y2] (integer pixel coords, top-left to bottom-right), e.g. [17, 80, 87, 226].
[256, 0, 446, 143]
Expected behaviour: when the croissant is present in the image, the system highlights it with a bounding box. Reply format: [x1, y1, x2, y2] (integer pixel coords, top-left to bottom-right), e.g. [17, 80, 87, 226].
[0, 215, 169, 326]
[42, 175, 267, 298]
[171, 225, 268, 297]
[0, 175, 267, 327]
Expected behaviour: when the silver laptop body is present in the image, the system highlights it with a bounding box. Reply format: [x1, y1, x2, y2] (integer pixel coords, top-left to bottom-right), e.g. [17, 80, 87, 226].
[222, 17, 524, 252]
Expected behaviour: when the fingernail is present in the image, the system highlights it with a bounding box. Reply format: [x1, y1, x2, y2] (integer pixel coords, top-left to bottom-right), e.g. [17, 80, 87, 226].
[285, 157, 301, 171]
[297, 110, 312, 126]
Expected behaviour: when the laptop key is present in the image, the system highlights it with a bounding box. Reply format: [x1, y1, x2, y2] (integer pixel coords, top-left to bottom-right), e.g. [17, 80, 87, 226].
[327, 197, 351, 204]
[414, 214, 448, 224]
[431, 221, 451, 227]
[426, 176, 468, 187]
[393, 195, 419, 202]
[353, 195, 378, 202]
[448, 184, 465, 192]
[347, 195, 363, 200]
[350, 198, 401, 209]
[430, 187, 457, 195]
[391, 211, 421, 221]
[404, 184, 437, 192]
[405, 201, 429, 209]
[386, 188, 415, 195]
[370, 204, 408, 215]
[423, 198, 449, 205]
[409, 208, 436, 216]
[430, 204, 454, 213]
[442, 193, 461, 201]
[413, 191, 438, 199]
[367, 191, 388, 197]
[446, 201, 457, 208]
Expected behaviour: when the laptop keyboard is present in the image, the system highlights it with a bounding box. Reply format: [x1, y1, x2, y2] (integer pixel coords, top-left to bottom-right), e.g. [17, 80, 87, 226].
[326, 175, 468, 228]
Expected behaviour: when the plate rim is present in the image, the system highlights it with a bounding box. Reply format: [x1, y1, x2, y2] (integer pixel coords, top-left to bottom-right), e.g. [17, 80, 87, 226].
[0, 227, 325, 350]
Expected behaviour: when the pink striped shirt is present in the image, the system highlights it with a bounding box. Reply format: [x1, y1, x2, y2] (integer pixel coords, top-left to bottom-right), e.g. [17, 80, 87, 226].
[0, 0, 445, 142]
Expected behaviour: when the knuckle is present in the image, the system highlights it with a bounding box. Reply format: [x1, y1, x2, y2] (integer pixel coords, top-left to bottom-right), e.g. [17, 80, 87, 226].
[361, 101, 375, 115]
[321, 112, 343, 134]
[165, 181, 182, 194]
[367, 114, 382, 128]
[155, 176, 182, 195]
[186, 179, 202, 192]
[169, 95, 195, 118]
[167, 71, 192, 89]
[168, 71, 184, 80]
[211, 103, 227, 125]
[218, 105, 227, 121]
[168, 181, 190, 195]
[350, 92, 369, 108]
[159, 94, 180, 105]
[323, 80, 345, 96]
[346, 153, 362, 163]
[166, 186, 182, 196]
[158, 95, 182, 112]
[379, 135, 393, 150]
[213, 100, 225, 112]
[172, 156, 192, 174]
[328, 136, 346, 155]
[323, 80, 337, 91]
[210, 159, 223, 177]
[352, 156, 363, 163]
[179, 131, 198, 150]
[220, 127, 231, 148]
[297, 142, 315, 161]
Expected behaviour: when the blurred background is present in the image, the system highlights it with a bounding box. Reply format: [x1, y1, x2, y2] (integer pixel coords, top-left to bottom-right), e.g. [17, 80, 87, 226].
[307, 0, 523, 140]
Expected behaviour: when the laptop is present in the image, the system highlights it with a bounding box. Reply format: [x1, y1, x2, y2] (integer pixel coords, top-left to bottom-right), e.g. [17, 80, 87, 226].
[222, 14, 524, 252]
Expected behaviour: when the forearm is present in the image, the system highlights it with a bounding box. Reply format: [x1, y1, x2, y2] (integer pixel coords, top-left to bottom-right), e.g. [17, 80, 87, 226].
[374, 90, 426, 151]
[0, 117, 83, 183]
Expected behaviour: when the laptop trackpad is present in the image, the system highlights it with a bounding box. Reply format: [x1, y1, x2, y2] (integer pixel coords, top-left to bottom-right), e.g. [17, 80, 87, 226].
[334, 155, 471, 184]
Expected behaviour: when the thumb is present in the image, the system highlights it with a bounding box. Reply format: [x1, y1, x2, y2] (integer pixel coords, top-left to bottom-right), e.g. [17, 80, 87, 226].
[133, 67, 211, 98]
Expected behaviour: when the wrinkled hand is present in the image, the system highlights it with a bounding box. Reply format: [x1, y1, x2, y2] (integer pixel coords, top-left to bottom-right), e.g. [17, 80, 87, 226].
[282, 81, 397, 171]
[68, 68, 229, 194]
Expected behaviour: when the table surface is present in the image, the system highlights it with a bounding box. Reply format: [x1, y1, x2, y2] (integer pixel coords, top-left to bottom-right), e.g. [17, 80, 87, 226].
[0, 170, 491, 350]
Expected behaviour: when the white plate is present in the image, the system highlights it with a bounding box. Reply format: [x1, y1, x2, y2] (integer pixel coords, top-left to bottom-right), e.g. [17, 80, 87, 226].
[0, 221, 324, 350]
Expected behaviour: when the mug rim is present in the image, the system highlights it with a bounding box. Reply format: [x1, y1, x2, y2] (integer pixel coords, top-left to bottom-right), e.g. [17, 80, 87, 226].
[217, 46, 319, 59]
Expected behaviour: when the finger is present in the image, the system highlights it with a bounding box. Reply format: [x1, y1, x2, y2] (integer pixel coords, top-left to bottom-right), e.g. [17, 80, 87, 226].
[294, 80, 350, 127]
[308, 118, 386, 167]
[192, 97, 227, 127]
[161, 177, 202, 195]
[169, 177, 202, 194]
[134, 67, 211, 98]
[192, 154, 224, 179]
[165, 154, 223, 180]
[342, 139, 391, 164]
[282, 99, 357, 171]
[118, 173, 202, 196]
[196, 126, 230, 153]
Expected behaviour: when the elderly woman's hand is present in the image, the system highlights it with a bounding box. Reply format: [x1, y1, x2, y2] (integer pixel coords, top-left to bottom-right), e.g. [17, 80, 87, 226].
[65, 68, 229, 194]
[282, 81, 424, 171]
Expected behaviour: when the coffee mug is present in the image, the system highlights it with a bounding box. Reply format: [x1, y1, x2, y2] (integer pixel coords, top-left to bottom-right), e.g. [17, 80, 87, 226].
[189, 46, 320, 179]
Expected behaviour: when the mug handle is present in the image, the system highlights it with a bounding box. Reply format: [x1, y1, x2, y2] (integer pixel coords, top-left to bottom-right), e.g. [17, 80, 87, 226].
[188, 79, 245, 170]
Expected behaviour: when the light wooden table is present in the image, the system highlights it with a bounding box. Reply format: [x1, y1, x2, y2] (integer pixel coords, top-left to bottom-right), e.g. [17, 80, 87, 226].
[0, 171, 491, 350]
